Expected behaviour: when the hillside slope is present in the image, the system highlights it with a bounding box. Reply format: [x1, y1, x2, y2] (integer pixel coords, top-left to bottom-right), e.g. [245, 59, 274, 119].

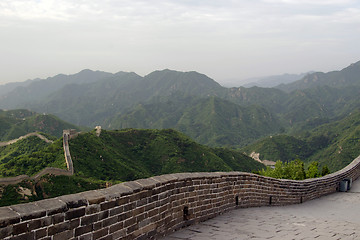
[276, 60, 360, 92]
[0, 109, 81, 141]
[242, 111, 360, 171]
[107, 95, 282, 147]
[70, 129, 264, 181]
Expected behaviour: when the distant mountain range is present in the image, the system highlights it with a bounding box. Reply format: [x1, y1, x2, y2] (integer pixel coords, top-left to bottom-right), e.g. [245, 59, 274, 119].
[275, 61, 360, 92]
[241, 72, 313, 88]
[0, 60, 359, 149]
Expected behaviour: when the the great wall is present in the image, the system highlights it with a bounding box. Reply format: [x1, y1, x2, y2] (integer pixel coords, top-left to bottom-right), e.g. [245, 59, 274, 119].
[0, 130, 75, 186]
[1, 129, 360, 240]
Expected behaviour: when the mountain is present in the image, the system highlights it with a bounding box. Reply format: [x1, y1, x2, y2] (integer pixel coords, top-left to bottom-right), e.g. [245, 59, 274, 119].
[242, 72, 312, 88]
[0, 79, 36, 96]
[0, 69, 114, 109]
[0, 109, 81, 141]
[280, 85, 360, 128]
[0, 62, 359, 149]
[108, 95, 282, 147]
[70, 129, 264, 181]
[241, 111, 360, 171]
[276, 61, 360, 92]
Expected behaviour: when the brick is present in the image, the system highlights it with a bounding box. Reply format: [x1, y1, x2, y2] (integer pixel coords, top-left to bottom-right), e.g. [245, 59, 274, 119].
[75, 224, 93, 237]
[116, 196, 129, 206]
[65, 207, 86, 220]
[123, 202, 135, 211]
[0, 225, 12, 239]
[93, 227, 108, 239]
[110, 229, 126, 239]
[81, 214, 99, 226]
[70, 218, 80, 228]
[93, 221, 103, 231]
[109, 221, 124, 233]
[8, 231, 34, 240]
[117, 212, 129, 222]
[124, 217, 136, 228]
[85, 204, 100, 215]
[53, 229, 73, 240]
[28, 216, 52, 230]
[99, 210, 109, 220]
[102, 215, 118, 227]
[12, 222, 28, 235]
[132, 206, 145, 216]
[48, 222, 70, 235]
[100, 200, 117, 211]
[52, 213, 65, 224]
[35, 228, 47, 239]
[99, 235, 113, 240]
[109, 206, 124, 216]
[79, 232, 92, 240]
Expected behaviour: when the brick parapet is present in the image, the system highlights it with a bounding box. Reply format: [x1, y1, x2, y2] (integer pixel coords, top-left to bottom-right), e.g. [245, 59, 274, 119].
[0, 155, 359, 240]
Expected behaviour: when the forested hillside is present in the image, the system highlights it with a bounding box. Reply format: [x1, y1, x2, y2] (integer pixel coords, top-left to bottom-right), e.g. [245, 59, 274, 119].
[0, 109, 81, 141]
[70, 129, 264, 182]
[242, 111, 360, 171]
[0, 128, 264, 206]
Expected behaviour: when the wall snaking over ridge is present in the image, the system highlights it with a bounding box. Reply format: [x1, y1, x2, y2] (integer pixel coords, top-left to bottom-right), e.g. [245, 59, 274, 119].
[0, 131, 74, 186]
[0, 155, 360, 240]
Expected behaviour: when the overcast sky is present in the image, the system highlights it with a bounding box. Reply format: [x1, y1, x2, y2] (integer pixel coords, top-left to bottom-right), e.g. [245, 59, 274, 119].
[0, 0, 359, 85]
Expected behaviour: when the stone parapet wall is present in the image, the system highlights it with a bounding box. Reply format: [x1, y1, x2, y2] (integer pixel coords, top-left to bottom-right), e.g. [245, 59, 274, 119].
[63, 132, 74, 174]
[1, 155, 360, 240]
[0, 133, 53, 147]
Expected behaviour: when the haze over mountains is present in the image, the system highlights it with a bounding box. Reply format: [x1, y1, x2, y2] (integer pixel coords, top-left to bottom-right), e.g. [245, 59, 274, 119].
[0, 60, 359, 167]
[222, 72, 313, 88]
[1, 61, 360, 143]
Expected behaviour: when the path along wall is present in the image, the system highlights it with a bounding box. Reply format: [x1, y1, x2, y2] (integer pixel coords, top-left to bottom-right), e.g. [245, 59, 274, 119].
[1, 155, 360, 240]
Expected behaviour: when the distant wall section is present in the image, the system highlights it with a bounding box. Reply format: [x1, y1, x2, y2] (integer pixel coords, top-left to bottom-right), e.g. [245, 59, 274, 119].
[0, 130, 75, 186]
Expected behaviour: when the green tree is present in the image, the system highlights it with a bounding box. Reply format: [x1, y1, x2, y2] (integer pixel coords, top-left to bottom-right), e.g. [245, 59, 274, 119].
[321, 165, 330, 176]
[306, 161, 319, 178]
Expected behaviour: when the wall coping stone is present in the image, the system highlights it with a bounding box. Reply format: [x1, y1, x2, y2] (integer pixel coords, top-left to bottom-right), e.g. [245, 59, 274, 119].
[0, 207, 20, 227]
[97, 184, 133, 199]
[10, 203, 46, 221]
[79, 191, 107, 205]
[58, 194, 87, 208]
[34, 198, 67, 216]
[134, 178, 160, 189]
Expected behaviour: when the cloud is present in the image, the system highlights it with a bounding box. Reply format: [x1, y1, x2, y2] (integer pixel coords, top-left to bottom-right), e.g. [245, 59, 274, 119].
[262, 0, 356, 5]
[0, 0, 359, 83]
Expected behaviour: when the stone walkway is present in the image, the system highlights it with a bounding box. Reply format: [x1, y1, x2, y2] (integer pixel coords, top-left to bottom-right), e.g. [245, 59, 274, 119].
[162, 180, 360, 240]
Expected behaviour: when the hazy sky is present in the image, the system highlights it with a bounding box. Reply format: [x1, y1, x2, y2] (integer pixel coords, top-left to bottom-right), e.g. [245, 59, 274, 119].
[1, 0, 359, 85]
